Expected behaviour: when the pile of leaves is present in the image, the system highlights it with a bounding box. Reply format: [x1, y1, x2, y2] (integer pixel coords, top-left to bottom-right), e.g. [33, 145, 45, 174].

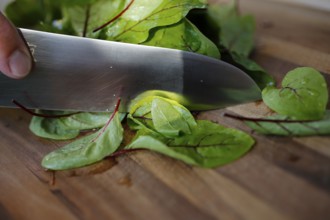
[6, 0, 329, 170]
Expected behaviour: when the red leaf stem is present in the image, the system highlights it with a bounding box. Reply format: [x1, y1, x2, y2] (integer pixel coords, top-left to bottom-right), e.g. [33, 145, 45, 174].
[12, 99, 80, 118]
[91, 98, 121, 142]
[223, 113, 316, 123]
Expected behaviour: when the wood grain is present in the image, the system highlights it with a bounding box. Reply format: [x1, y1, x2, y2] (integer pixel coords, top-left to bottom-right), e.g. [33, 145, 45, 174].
[1, 0, 330, 219]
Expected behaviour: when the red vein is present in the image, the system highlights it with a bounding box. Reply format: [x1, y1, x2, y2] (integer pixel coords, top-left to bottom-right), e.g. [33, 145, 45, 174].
[93, 0, 135, 33]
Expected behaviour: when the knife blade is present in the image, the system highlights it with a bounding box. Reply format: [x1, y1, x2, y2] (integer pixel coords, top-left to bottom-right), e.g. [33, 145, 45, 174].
[0, 28, 261, 112]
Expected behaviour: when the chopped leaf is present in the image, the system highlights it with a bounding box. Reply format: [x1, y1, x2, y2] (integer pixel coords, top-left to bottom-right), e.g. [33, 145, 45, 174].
[262, 67, 328, 120]
[126, 120, 254, 168]
[143, 18, 220, 59]
[29, 111, 124, 140]
[151, 97, 197, 137]
[41, 113, 123, 170]
[29, 112, 80, 140]
[128, 96, 197, 137]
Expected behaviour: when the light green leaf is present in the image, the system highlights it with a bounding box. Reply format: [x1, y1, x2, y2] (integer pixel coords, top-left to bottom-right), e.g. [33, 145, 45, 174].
[29, 113, 80, 140]
[262, 67, 328, 120]
[126, 120, 254, 168]
[104, 0, 207, 43]
[244, 111, 330, 136]
[128, 96, 197, 137]
[143, 18, 220, 59]
[61, 0, 127, 38]
[29, 112, 124, 140]
[41, 113, 123, 170]
[151, 97, 197, 137]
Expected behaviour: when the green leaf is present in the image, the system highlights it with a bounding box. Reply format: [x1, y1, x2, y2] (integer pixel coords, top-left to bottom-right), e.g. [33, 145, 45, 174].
[262, 67, 328, 120]
[220, 14, 255, 57]
[29, 113, 80, 140]
[243, 111, 330, 136]
[104, 0, 207, 43]
[207, 0, 255, 57]
[199, 1, 275, 90]
[143, 18, 220, 59]
[126, 120, 254, 168]
[29, 112, 123, 140]
[61, 0, 127, 38]
[128, 96, 197, 137]
[151, 97, 197, 137]
[41, 113, 123, 170]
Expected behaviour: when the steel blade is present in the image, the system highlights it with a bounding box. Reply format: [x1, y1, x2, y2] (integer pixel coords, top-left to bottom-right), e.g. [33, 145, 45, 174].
[0, 29, 261, 112]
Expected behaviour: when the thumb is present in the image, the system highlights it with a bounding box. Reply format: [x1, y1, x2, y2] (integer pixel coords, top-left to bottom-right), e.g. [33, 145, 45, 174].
[0, 12, 32, 79]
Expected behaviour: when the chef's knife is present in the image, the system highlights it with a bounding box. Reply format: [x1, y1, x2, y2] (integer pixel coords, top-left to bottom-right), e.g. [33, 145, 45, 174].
[0, 29, 261, 112]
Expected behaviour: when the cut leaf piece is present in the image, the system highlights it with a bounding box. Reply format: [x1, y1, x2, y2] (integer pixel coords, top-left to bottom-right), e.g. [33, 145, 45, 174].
[262, 67, 328, 120]
[29, 111, 121, 140]
[126, 120, 254, 168]
[128, 96, 197, 137]
[41, 113, 123, 170]
[151, 97, 197, 137]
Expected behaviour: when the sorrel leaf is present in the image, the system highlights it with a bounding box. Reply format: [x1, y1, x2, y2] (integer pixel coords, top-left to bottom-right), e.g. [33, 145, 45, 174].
[143, 18, 220, 59]
[126, 120, 254, 168]
[151, 97, 197, 137]
[128, 96, 197, 137]
[226, 111, 330, 136]
[104, 0, 207, 43]
[29, 112, 124, 140]
[207, 0, 255, 57]
[41, 113, 123, 170]
[61, 0, 127, 38]
[262, 67, 328, 120]
[204, 1, 275, 89]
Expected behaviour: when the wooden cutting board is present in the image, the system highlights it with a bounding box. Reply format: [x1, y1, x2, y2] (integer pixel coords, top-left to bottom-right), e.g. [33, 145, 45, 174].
[1, 0, 330, 219]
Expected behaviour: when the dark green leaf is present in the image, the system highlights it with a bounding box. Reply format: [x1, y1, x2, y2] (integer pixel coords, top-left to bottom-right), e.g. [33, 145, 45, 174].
[223, 52, 275, 89]
[207, 0, 254, 57]
[143, 18, 220, 59]
[198, 0, 275, 89]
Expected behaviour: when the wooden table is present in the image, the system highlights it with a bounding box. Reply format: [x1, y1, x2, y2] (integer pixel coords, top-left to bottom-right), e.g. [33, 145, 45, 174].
[1, 0, 330, 219]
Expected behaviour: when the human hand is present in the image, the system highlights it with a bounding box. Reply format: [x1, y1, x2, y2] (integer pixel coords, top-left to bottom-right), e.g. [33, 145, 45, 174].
[0, 12, 32, 79]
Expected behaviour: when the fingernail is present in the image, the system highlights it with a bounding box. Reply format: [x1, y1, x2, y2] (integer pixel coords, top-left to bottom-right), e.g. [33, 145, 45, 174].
[9, 49, 32, 78]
